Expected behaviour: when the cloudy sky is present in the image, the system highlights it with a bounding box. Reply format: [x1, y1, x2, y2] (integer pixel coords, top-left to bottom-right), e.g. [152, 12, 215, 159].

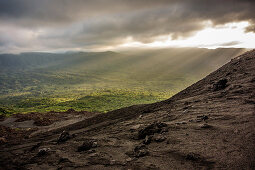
[0, 0, 255, 53]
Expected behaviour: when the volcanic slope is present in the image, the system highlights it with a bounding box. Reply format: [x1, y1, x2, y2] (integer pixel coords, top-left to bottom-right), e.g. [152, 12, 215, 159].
[0, 50, 255, 169]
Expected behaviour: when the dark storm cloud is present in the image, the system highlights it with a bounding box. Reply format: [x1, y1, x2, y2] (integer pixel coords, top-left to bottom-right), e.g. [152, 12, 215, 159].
[0, 0, 172, 26]
[0, 0, 254, 52]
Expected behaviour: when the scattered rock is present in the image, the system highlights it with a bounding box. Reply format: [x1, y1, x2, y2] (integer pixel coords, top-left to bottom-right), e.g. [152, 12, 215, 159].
[110, 159, 116, 165]
[134, 145, 149, 158]
[58, 157, 70, 163]
[92, 141, 98, 147]
[161, 126, 169, 133]
[138, 122, 167, 139]
[197, 115, 209, 122]
[135, 150, 148, 158]
[57, 131, 71, 144]
[87, 149, 96, 154]
[153, 134, 166, 142]
[126, 157, 132, 162]
[126, 144, 149, 158]
[176, 121, 187, 125]
[200, 123, 213, 129]
[77, 139, 97, 152]
[130, 124, 143, 132]
[213, 79, 228, 91]
[186, 152, 200, 161]
[37, 148, 51, 156]
[88, 152, 99, 157]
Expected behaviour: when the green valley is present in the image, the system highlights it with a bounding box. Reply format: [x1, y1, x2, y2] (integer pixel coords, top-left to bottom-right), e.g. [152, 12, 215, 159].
[0, 48, 246, 114]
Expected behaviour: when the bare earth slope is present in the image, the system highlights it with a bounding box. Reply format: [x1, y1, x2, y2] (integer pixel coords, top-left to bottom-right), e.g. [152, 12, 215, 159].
[0, 50, 255, 170]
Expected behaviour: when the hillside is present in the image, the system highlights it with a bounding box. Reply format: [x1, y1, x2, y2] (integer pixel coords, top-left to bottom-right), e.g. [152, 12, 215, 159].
[0, 48, 246, 113]
[0, 50, 254, 169]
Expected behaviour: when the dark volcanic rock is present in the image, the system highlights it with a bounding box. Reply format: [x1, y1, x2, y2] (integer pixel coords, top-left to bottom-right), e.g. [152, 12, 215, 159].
[138, 122, 167, 139]
[213, 79, 228, 91]
[77, 139, 97, 152]
[200, 123, 213, 129]
[135, 148, 148, 158]
[37, 148, 50, 156]
[57, 131, 71, 143]
[126, 144, 149, 158]
[186, 152, 200, 161]
[197, 115, 209, 122]
[134, 145, 149, 158]
[153, 134, 166, 142]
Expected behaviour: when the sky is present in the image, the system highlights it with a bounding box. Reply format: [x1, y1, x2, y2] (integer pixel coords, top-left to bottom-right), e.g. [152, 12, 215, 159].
[0, 0, 255, 53]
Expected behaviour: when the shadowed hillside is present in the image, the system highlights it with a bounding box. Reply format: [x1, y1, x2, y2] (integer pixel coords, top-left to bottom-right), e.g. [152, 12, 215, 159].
[0, 50, 254, 169]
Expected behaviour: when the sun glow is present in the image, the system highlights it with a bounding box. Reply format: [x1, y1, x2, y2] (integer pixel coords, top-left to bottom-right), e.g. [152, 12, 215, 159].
[118, 21, 255, 49]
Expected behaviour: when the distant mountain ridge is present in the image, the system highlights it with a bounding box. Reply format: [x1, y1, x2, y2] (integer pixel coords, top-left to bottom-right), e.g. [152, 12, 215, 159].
[0, 48, 246, 74]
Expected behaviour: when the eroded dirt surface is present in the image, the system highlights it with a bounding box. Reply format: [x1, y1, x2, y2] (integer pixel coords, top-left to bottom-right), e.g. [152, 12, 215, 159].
[0, 110, 97, 145]
[0, 50, 255, 169]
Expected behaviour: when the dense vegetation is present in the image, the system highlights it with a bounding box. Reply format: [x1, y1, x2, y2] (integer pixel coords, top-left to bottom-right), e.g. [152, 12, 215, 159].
[0, 48, 245, 115]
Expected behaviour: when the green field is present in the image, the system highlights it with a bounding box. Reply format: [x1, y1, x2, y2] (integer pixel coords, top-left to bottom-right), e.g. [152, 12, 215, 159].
[0, 48, 246, 115]
[0, 75, 186, 114]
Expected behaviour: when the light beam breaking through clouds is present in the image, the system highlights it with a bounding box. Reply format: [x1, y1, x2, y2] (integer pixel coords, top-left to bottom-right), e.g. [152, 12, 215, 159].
[0, 0, 254, 53]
